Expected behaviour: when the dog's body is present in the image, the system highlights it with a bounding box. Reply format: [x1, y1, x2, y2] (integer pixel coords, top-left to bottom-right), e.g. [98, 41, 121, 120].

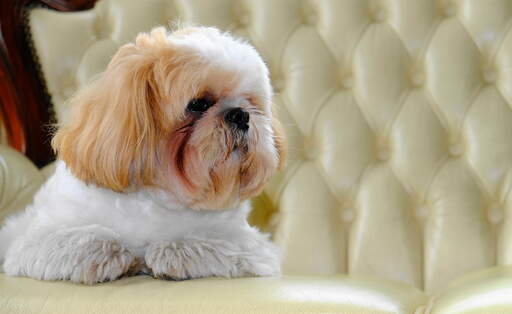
[0, 161, 279, 284]
[0, 26, 285, 284]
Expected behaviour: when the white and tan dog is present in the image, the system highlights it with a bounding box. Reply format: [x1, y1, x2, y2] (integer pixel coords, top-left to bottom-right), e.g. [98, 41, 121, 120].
[0, 26, 286, 284]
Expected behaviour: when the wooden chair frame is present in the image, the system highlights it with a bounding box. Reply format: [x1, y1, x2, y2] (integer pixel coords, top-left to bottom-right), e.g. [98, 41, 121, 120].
[0, 0, 97, 167]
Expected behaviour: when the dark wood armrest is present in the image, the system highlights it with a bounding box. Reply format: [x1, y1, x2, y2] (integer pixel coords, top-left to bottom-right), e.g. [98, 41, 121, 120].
[0, 0, 97, 167]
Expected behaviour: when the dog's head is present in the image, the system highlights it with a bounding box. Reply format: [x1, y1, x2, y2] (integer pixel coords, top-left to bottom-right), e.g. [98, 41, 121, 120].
[52, 27, 286, 210]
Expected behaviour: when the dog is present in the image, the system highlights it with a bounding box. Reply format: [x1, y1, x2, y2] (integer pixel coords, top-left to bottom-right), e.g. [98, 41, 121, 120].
[0, 26, 286, 284]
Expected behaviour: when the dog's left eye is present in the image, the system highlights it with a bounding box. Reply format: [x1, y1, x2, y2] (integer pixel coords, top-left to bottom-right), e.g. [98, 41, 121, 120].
[187, 98, 214, 113]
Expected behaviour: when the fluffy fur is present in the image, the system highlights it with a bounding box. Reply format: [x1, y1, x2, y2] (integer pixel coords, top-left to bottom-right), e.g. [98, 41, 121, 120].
[0, 26, 285, 284]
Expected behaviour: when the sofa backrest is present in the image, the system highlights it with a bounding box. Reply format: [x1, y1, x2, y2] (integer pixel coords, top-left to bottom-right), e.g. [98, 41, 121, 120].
[28, 0, 512, 293]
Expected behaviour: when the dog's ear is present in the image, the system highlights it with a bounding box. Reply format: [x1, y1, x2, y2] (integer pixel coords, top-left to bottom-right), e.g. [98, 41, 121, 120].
[52, 28, 170, 192]
[271, 107, 287, 171]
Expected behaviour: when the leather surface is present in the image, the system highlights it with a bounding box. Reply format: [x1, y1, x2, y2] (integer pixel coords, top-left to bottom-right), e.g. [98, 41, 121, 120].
[16, 0, 512, 312]
[41, 162, 56, 179]
[0, 146, 44, 222]
[28, 0, 512, 293]
[0, 274, 427, 314]
[428, 266, 512, 314]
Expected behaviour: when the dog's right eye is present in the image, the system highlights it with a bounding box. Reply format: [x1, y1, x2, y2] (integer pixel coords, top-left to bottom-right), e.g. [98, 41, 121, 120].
[187, 98, 214, 113]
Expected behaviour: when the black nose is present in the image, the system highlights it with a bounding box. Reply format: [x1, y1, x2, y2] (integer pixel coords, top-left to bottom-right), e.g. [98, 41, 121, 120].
[224, 108, 249, 131]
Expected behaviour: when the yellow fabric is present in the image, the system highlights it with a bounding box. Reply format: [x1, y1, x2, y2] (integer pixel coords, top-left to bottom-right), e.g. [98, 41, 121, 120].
[0, 274, 426, 314]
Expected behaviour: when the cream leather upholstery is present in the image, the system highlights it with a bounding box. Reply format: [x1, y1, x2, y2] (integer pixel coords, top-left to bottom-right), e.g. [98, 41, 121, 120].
[0, 274, 427, 314]
[0, 146, 44, 222]
[3, 0, 512, 313]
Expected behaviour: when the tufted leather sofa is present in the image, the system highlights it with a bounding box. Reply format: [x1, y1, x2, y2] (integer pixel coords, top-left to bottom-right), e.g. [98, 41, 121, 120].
[2, 0, 512, 313]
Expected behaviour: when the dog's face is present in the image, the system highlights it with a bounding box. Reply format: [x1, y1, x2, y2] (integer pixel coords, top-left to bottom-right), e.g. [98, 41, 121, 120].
[52, 27, 286, 210]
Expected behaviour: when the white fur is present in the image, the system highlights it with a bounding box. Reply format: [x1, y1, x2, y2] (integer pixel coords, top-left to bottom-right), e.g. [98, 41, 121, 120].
[0, 161, 280, 284]
[170, 27, 273, 116]
[0, 27, 282, 285]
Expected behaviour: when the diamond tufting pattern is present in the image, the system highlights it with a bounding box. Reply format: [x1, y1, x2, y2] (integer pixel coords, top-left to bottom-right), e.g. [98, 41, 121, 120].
[27, 0, 512, 295]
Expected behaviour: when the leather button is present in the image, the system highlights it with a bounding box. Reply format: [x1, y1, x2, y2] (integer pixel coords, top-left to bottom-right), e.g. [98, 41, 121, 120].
[61, 78, 76, 99]
[377, 147, 390, 161]
[339, 74, 353, 90]
[442, 0, 457, 17]
[340, 208, 355, 222]
[410, 71, 425, 88]
[273, 77, 285, 93]
[93, 13, 111, 40]
[268, 212, 281, 229]
[371, 7, 387, 23]
[62, 86, 75, 99]
[304, 12, 318, 25]
[482, 68, 497, 84]
[415, 206, 429, 220]
[449, 142, 463, 157]
[303, 137, 319, 161]
[488, 203, 503, 224]
[238, 13, 250, 27]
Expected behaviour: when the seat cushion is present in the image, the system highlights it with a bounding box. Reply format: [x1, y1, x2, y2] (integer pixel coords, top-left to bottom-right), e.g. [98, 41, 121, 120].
[428, 266, 512, 314]
[0, 274, 426, 314]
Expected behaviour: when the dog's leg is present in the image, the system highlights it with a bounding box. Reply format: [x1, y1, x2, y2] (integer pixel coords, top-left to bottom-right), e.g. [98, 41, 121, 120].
[145, 239, 238, 280]
[3, 225, 136, 284]
[145, 230, 281, 280]
[233, 232, 282, 278]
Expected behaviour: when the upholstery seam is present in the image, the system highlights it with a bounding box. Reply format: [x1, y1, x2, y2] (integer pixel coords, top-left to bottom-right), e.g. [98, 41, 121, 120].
[271, 92, 305, 202]
[346, 22, 371, 66]
[276, 20, 303, 78]
[459, 85, 494, 200]
[492, 19, 512, 60]
[455, 17, 484, 64]
[494, 82, 512, 112]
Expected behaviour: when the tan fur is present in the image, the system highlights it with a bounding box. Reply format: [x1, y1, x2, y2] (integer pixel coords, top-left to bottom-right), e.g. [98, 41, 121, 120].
[52, 26, 286, 209]
[271, 108, 287, 170]
[52, 36, 165, 192]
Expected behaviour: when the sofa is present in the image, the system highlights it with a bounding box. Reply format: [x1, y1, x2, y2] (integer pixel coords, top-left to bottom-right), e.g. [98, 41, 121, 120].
[2, 0, 512, 313]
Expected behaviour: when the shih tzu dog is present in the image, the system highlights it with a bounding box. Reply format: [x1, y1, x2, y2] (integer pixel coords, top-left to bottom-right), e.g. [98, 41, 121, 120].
[0, 26, 286, 284]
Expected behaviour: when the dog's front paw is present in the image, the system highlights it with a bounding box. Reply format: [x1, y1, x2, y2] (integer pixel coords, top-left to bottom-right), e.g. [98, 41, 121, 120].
[237, 240, 281, 277]
[4, 226, 137, 284]
[145, 239, 239, 280]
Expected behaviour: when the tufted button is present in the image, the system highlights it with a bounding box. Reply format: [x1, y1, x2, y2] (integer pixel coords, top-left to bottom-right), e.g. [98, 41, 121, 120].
[487, 203, 503, 224]
[370, 6, 387, 23]
[303, 12, 318, 25]
[377, 147, 390, 161]
[415, 205, 429, 220]
[303, 137, 319, 161]
[62, 86, 75, 99]
[340, 208, 355, 222]
[60, 77, 76, 99]
[238, 13, 250, 27]
[273, 77, 285, 93]
[93, 10, 111, 40]
[268, 212, 281, 230]
[482, 67, 497, 84]
[449, 142, 464, 157]
[338, 72, 354, 90]
[442, 0, 457, 17]
[410, 71, 425, 88]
